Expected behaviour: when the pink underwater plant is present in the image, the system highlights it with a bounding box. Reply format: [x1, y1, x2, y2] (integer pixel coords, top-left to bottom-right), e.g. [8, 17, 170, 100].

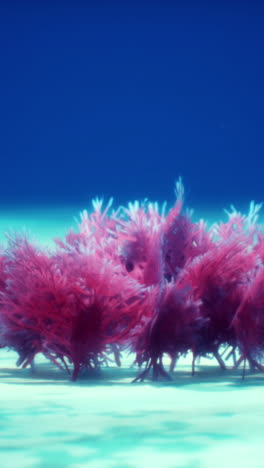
[177, 237, 258, 372]
[0, 182, 264, 382]
[0, 234, 145, 380]
[131, 281, 203, 381]
[232, 265, 264, 373]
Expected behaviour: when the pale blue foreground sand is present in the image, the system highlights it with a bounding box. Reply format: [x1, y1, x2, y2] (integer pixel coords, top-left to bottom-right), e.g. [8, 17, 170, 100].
[1, 350, 264, 468]
[0, 207, 264, 468]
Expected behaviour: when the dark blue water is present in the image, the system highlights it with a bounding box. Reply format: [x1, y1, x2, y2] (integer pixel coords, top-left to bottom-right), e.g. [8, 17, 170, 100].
[0, 2, 263, 215]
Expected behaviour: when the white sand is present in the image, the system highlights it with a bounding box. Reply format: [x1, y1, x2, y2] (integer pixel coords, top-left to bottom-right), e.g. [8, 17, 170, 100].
[0, 350, 264, 468]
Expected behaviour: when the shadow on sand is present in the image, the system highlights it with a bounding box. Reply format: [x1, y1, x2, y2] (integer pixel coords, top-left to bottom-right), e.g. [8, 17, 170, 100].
[0, 359, 264, 388]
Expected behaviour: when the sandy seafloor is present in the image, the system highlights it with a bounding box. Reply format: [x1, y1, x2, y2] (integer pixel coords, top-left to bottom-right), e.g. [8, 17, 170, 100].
[1, 206, 264, 468]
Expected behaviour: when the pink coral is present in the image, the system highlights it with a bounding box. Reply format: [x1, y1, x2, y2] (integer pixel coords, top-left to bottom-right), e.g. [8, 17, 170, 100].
[0, 182, 263, 381]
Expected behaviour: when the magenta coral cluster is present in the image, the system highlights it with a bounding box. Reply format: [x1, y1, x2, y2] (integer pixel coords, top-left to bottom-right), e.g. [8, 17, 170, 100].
[1, 180, 264, 381]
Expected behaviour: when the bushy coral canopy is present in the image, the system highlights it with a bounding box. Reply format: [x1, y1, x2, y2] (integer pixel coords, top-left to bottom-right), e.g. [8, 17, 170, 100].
[1, 181, 264, 381]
